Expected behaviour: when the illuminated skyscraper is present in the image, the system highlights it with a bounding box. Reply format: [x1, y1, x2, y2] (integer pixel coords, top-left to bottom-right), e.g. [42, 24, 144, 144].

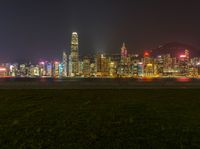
[179, 55, 189, 75]
[46, 62, 53, 77]
[70, 32, 79, 76]
[185, 49, 190, 60]
[96, 53, 109, 77]
[143, 51, 154, 76]
[39, 61, 46, 76]
[53, 61, 60, 77]
[118, 43, 129, 76]
[0, 66, 7, 77]
[121, 42, 128, 64]
[82, 57, 91, 77]
[62, 51, 68, 77]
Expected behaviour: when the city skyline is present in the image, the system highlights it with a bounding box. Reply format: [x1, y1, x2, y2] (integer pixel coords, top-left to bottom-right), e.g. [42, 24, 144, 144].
[0, 32, 200, 79]
[0, 1, 200, 62]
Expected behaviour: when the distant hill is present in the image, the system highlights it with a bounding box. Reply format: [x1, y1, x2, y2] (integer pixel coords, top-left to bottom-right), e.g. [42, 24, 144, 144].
[151, 42, 200, 57]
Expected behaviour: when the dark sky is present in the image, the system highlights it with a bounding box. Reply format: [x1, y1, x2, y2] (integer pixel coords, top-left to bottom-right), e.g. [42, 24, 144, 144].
[0, 0, 200, 62]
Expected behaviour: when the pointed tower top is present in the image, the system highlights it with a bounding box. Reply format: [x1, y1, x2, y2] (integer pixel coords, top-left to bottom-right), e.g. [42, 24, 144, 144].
[122, 42, 126, 48]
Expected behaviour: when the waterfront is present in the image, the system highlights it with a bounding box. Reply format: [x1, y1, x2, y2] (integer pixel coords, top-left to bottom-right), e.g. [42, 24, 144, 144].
[0, 77, 200, 89]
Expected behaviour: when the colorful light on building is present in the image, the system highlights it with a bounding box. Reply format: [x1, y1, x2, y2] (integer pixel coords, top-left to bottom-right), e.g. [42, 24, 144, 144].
[144, 51, 150, 57]
[180, 55, 186, 58]
[0, 67, 6, 72]
[39, 61, 45, 65]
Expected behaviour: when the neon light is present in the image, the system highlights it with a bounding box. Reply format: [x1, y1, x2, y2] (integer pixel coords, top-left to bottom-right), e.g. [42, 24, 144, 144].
[180, 55, 186, 58]
[0, 68, 6, 72]
[39, 62, 45, 65]
[144, 51, 150, 57]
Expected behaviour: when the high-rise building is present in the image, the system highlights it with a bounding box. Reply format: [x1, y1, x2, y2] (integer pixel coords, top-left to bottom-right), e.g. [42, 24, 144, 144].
[62, 51, 68, 77]
[143, 51, 154, 76]
[53, 61, 60, 77]
[0, 66, 7, 77]
[121, 42, 128, 64]
[90, 63, 96, 77]
[82, 57, 91, 77]
[130, 54, 140, 77]
[30, 65, 39, 77]
[179, 55, 189, 75]
[70, 32, 79, 76]
[19, 64, 27, 76]
[119, 43, 129, 76]
[39, 61, 46, 76]
[46, 62, 52, 77]
[96, 53, 109, 77]
[59, 63, 63, 77]
[185, 49, 190, 60]
[109, 61, 117, 77]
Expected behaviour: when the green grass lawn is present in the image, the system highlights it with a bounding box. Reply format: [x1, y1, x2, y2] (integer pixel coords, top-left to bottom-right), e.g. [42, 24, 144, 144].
[1, 89, 200, 148]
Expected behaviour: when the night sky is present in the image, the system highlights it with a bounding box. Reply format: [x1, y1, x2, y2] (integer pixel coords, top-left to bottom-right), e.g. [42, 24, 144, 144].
[0, 0, 200, 62]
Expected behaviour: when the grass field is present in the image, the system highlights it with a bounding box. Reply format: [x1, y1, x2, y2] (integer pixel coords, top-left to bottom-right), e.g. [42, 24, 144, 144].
[1, 89, 200, 148]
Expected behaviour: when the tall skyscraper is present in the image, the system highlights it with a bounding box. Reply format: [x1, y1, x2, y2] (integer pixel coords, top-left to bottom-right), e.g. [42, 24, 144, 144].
[185, 49, 190, 60]
[70, 32, 79, 76]
[121, 42, 128, 64]
[96, 53, 109, 77]
[62, 51, 68, 77]
[82, 57, 91, 77]
[119, 42, 129, 76]
[53, 61, 60, 77]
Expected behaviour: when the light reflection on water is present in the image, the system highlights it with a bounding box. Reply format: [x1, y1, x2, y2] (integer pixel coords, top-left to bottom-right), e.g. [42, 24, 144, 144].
[138, 77, 154, 82]
[137, 77, 193, 83]
[176, 77, 191, 82]
[1, 77, 200, 89]
[0, 77, 196, 83]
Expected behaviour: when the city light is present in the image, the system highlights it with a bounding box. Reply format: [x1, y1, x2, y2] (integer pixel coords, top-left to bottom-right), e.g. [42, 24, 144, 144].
[180, 55, 186, 58]
[39, 61, 45, 65]
[0, 67, 6, 72]
[144, 51, 150, 57]
[0, 32, 198, 79]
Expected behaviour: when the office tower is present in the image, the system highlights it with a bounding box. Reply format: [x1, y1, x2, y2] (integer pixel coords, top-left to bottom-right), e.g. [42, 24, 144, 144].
[30, 65, 39, 77]
[9, 64, 15, 77]
[59, 63, 63, 77]
[155, 55, 164, 75]
[121, 43, 127, 59]
[62, 51, 68, 77]
[70, 32, 79, 76]
[179, 55, 189, 75]
[163, 54, 172, 74]
[10, 63, 18, 77]
[39, 61, 46, 76]
[53, 61, 60, 77]
[90, 63, 96, 77]
[185, 49, 190, 60]
[19, 64, 27, 77]
[0, 66, 7, 77]
[109, 61, 117, 77]
[82, 57, 91, 77]
[120, 42, 128, 65]
[46, 62, 52, 77]
[96, 53, 109, 77]
[137, 62, 144, 77]
[119, 43, 129, 76]
[143, 51, 154, 76]
[130, 54, 140, 77]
